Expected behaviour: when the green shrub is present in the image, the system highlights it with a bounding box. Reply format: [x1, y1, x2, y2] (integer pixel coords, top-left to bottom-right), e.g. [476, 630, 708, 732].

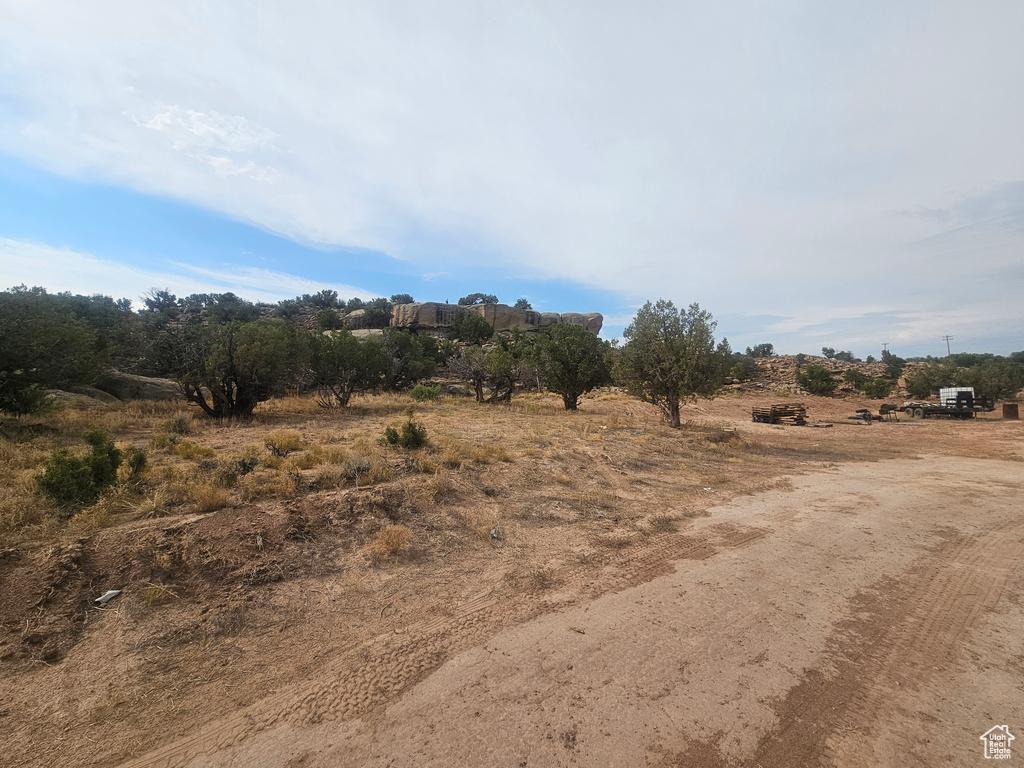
[409, 383, 441, 401]
[862, 378, 894, 399]
[36, 429, 123, 515]
[843, 369, 869, 388]
[730, 354, 758, 382]
[452, 313, 494, 344]
[796, 364, 838, 395]
[0, 382, 54, 415]
[127, 448, 148, 477]
[384, 410, 428, 449]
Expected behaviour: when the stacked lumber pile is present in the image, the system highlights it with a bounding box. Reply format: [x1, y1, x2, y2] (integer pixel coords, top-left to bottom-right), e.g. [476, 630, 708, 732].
[752, 402, 807, 425]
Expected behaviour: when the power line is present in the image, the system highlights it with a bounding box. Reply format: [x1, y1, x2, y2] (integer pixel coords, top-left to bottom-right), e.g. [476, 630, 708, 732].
[942, 335, 954, 356]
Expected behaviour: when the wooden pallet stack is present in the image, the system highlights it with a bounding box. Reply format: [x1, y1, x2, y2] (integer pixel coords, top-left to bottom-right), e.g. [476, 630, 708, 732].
[752, 402, 807, 425]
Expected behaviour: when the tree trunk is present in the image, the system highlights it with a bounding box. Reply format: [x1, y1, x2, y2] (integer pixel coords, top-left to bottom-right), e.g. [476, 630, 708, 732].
[668, 397, 681, 428]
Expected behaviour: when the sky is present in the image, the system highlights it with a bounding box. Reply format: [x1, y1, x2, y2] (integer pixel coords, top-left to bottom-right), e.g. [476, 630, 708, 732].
[1, 1, 1022, 357]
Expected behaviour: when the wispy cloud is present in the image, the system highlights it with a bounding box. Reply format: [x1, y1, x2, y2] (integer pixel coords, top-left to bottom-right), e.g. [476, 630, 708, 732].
[0, 3, 1022, 353]
[0, 237, 374, 306]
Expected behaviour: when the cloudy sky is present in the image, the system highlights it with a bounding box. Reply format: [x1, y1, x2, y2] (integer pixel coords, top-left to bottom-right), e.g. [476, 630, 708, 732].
[1, 1, 1022, 356]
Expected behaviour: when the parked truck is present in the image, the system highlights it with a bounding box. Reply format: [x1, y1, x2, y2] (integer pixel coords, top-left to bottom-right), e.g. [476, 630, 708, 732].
[902, 387, 995, 419]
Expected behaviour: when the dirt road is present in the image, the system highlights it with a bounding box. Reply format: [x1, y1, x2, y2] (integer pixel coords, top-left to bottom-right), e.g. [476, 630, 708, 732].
[118, 454, 1024, 768]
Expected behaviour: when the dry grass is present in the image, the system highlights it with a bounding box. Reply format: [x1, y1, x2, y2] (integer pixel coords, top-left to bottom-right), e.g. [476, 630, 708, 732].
[264, 430, 306, 457]
[189, 483, 231, 513]
[174, 440, 216, 461]
[141, 581, 180, 607]
[366, 524, 414, 563]
[648, 515, 678, 533]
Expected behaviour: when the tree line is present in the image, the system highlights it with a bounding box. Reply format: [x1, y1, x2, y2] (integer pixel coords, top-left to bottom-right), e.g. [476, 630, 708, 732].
[1, 285, 739, 427]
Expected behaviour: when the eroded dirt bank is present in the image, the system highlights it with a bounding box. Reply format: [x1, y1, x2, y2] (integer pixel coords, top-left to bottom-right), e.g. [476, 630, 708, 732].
[123, 455, 1024, 768]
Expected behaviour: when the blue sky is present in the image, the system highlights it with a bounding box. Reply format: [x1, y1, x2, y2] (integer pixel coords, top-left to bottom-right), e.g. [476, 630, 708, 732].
[1, 2, 1023, 357]
[0, 153, 624, 318]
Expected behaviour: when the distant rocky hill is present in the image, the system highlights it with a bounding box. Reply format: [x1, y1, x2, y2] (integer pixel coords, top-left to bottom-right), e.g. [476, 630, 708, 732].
[733, 355, 922, 398]
[388, 302, 602, 335]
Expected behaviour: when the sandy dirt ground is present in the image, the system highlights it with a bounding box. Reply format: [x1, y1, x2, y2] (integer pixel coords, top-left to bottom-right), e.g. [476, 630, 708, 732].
[120, 452, 1024, 768]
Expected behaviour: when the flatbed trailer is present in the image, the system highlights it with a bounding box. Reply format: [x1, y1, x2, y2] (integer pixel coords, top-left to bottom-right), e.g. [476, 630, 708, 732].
[902, 387, 994, 419]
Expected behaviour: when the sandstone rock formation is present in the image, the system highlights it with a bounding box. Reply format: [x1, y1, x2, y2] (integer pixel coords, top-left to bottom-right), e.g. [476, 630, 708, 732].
[391, 302, 602, 335]
[94, 371, 181, 401]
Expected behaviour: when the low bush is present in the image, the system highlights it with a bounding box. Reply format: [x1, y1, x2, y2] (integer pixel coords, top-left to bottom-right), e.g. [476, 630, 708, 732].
[862, 378, 895, 399]
[36, 429, 123, 515]
[384, 408, 428, 449]
[843, 369, 869, 388]
[409, 383, 441, 402]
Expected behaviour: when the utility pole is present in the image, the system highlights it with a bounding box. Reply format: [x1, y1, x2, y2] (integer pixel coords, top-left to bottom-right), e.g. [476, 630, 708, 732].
[942, 335, 954, 356]
[881, 342, 889, 353]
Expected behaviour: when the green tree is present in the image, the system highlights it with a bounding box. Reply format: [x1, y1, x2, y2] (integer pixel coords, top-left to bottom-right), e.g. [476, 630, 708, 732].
[390, 293, 415, 305]
[796, 364, 838, 395]
[862, 378, 895, 399]
[316, 308, 344, 330]
[514, 298, 532, 310]
[483, 347, 520, 402]
[308, 330, 389, 408]
[360, 297, 394, 329]
[539, 324, 611, 410]
[0, 287, 104, 412]
[745, 343, 774, 358]
[844, 369, 869, 389]
[821, 347, 836, 359]
[458, 293, 499, 306]
[905, 359, 958, 399]
[166, 320, 301, 418]
[730, 353, 758, 382]
[880, 349, 906, 380]
[448, 346, 488, 402]
[381, 328, 436, 391]
[452, 313, 494, 344]
[613, 300, 729, 428]
[960, 359, 1024, 401]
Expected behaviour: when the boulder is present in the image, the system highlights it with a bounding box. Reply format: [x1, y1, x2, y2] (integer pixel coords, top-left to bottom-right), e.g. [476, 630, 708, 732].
[45, 389, 110, 409]
[350, 329, 385, 341]
[539, 312, 561, 327]
[94, 371, 181, 401]
[343, 309, 367, 329]
[68, 385, 120, 404]
[558, 312, 604, 335]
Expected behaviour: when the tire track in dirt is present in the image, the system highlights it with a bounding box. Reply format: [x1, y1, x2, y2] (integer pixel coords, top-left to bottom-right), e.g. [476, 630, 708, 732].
[671, 517, 1024, 768]
[119, 521, 768, 768]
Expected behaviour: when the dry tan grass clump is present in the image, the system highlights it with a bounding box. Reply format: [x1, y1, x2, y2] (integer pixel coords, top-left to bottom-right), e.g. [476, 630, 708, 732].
[189, 483, 231, 513]
[366, 524, 414, 562]
[174, 440, 216, 461]
[264, 430, 306, 457]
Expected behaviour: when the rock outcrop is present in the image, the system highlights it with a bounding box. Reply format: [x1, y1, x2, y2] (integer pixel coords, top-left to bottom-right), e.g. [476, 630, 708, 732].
[94, 372, 182, 401]
[391, 302, 603, 335]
